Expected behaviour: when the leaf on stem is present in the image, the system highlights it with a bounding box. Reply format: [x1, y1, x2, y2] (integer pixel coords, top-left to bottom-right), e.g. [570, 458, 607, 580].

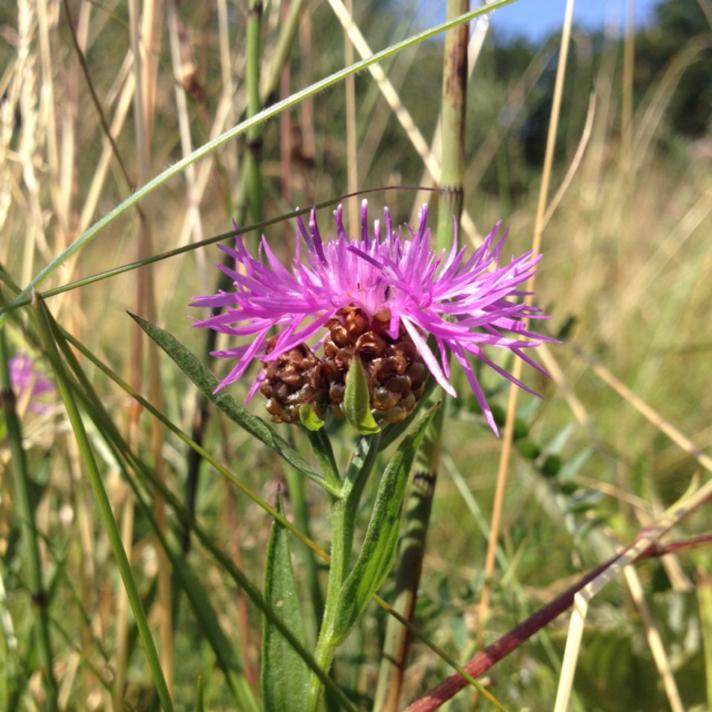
[262, 496, 309, 712]
[129, 313, 328, 490]
[333, 404, 439, 640]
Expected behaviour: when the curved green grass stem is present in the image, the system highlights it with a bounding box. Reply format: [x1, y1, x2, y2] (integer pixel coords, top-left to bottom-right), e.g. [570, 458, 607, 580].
[1, 0, 513, 324]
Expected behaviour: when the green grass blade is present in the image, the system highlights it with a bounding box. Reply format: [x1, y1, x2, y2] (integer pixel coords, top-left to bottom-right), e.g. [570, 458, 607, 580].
[33, 298, 175, 712]
[38, 307, 348, 708]
[4, 0, 514, 319]
[129, 469, 259, 712]
[262, 497, 309, 712]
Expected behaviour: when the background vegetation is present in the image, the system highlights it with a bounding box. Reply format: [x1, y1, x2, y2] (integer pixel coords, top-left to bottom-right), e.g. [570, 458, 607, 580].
[0, 0, 711, 710]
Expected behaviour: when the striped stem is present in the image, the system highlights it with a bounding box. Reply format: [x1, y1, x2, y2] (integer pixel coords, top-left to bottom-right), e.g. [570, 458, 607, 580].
[375, 4, 469, 708]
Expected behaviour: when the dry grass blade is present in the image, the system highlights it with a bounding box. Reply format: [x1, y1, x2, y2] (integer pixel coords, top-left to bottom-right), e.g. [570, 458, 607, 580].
[477, 0, 576, 647]
[576, 347, 712, 474]
[553, 476, 709, 712]
[623, 566, 684, 712]
[327, 0, 485, 245]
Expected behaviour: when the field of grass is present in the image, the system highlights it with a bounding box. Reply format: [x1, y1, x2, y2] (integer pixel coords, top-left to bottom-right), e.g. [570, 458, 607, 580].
[0, 1, 711, 711]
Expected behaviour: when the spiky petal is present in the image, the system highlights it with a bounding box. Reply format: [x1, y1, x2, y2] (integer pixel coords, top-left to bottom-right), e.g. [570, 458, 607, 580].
[191, 201, 553, 434]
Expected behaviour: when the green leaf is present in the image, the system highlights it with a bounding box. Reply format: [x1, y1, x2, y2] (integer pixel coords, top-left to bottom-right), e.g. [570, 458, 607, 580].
[343, 357, 380, 435]
[299, 403, 325, 432]
[262, 497, 309, 712]
[35, 306, 354, 710]
[332, 404, 439, 641]
[129, 313, 330, 491]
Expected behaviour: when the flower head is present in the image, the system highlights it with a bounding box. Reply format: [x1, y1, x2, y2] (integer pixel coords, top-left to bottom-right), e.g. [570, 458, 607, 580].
[191, 201, 551, 433]
[9, 354, 54, 414]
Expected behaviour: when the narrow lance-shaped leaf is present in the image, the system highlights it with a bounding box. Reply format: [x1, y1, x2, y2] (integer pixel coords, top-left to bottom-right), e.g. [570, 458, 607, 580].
[43, 315, 354, 711]
[129, 313, 334, 494]
[262, 496, 309, 712]
[333, 404, 439, 640]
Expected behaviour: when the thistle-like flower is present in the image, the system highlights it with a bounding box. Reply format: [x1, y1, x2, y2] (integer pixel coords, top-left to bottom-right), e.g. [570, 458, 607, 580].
[9, 354, 54, 413]
[191, 201, 550, 433]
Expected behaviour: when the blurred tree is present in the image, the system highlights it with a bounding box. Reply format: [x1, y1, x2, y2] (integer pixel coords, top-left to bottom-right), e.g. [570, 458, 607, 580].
[635, 0, 712, 137]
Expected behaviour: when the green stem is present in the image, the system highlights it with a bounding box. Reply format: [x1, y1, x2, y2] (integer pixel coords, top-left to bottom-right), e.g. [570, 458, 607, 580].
[0, 330, 58, 711]
[306, 498, 349, 712]
[306, 434, 381, 712]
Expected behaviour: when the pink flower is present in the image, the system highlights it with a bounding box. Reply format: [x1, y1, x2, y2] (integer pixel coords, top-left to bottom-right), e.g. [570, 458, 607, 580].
[191, 201, 551, 433]
[9, 354, 54, 414]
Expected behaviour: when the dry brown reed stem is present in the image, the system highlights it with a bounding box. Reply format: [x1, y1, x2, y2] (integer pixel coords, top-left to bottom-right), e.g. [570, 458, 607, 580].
[119, 0, 173, 704]
[167, 0, 206, 256]
[404, 486, 712, 712]
[476, 0, 576, 648]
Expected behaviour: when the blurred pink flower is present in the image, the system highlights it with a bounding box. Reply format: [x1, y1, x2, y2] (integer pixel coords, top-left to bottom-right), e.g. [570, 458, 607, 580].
[10, 354, 54, 413]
